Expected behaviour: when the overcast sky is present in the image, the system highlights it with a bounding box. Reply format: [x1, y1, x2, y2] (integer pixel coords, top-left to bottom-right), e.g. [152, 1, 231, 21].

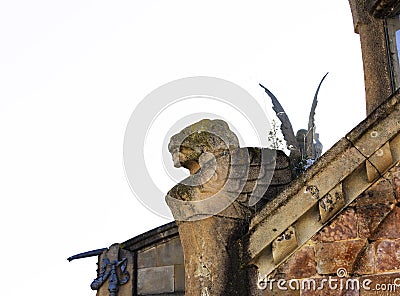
[0, 1, 365, 295]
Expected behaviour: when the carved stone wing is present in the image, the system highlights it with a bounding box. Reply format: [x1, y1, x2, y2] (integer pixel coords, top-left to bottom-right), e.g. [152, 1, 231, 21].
[259, 83, 299, 158]
[306, 72, 328, 158]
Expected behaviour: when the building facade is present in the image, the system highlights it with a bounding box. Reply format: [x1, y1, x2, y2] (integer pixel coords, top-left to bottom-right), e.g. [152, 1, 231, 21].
[74, 1, 400, 295]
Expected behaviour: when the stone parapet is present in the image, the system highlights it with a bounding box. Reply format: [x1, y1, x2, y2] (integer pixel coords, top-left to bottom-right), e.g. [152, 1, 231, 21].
[92, 222, 185, 296]
[246, 91, 400, 287]
[251, 164, 400, 295]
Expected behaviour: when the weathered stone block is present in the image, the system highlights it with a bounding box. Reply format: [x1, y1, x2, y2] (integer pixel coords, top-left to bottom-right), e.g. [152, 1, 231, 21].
[260, 186, 280, 203]
[156, 237, 184, 266]
[313, 208, 358, 243]
[342, 162, 376, 208]
[366, 142, 393, 182]
[250, 139, 363, 229]
[249, 188, 320, 260]
[241, 164, 261, 180]
[174, 264, 185, 292]
[275, 150, 291, 169]
[276, 245, 316, 279]
[319, 183, 345, 224]
[137, 266, 175, 295]
[295, 204, 323, 245]
[300, 277, 360, 296]
[354, 243, 375, 275]
[272, 226, 298, 264]
[371, 206, 400, 240]
[375, 239, 400, 272]
[305, 145, 366, 199]
[270, 168, 292, 186]
[252, 245, 275, 288]
[351, 179, 396, 207]
[357, 203, 394, 238]
[176, 216, 249, 296]
[137, 246, 157, 269]
[315, 239, 367, 274]
[359, 273, 400, 295]
[242, 180, 258, 193]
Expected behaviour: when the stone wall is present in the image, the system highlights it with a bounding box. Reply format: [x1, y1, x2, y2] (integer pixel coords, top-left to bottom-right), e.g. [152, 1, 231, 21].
[93, 222, 185, 296]
[94, 155, 399, 296]
[251, 164, 400, 295]
[136, 236, 184, 295]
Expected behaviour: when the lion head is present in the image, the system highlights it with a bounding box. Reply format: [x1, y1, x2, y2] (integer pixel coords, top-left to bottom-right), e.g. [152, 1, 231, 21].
[168, 119, 239, 174]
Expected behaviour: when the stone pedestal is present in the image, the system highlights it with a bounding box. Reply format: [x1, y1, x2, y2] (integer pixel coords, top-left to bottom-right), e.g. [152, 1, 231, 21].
[165, 119, 292, 296]
[177, 217, 248, 296]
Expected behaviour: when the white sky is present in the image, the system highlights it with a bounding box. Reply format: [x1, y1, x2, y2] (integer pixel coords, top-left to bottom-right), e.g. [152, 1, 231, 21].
[0, 1, 365, 295]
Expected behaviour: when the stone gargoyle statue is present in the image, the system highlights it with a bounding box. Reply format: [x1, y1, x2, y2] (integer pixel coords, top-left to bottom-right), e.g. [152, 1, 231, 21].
[165, 118, 287, 221]
[165, 119, 292, 296]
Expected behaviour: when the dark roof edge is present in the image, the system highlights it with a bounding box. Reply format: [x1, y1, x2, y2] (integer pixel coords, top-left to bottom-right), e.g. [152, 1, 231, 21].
[120, 221, 178, 251]
[367, 0, 400, 17]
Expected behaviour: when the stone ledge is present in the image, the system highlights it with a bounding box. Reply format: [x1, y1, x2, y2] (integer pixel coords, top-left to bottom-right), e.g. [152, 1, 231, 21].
[366, 0, 400, 17]
[245, 91, 400, 281]
[247, 141, 366, 260]
[137, 266, 175, 295]
[250, 91, 400, 231]
[250, 138, 354, 229]
[121, 221, 178, 252]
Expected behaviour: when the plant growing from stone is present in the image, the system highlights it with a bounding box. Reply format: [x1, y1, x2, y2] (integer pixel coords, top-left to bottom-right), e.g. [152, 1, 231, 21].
[267, 119, 284, 150]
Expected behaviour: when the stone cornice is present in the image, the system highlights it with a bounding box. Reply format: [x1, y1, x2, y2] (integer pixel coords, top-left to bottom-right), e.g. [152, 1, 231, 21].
[121, 221, 178, 252]
[367, 0, 400, 17]
[245, 90, 400, 282]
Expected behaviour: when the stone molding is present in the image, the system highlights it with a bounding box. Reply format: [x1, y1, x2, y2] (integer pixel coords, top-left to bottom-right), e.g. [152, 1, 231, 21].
[366, 0, 400, 17]
[121, 221, 178, 252]
[245, 91, 400, 283]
